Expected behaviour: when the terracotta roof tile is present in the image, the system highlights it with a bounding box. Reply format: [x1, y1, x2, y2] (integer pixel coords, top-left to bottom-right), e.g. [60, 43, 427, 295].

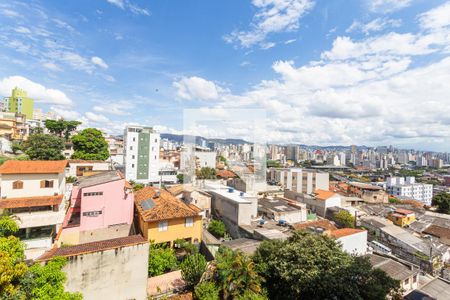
[0, 160, 68, 174]
[0, 194, 63, 209]
[330, 228, 365, 238]
[293, 219, 337, 231]
[394, 208, 414, 215]
[216, 170, 237, 179]
[423, 225, 450, 240]
[314, 189, 337, 201]
[135, 187, 200, 222]
[38, 235, 147, 261]
[168, 184, 184, 196]
[68, 159, 106, 163]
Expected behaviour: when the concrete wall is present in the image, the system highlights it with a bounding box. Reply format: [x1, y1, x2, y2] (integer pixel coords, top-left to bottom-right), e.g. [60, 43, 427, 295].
[210, 191, 257, 226]
[337, 231, 367, 256]
[1, 173, 65, 198]
[144, 216, 203, 246]
[195, 151, 216, 168]
[67, 162, 110, 177]
[63, 242, 149, 300]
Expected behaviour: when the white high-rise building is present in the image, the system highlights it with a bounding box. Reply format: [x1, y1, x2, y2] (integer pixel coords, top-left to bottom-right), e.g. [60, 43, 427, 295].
[386, 176, 433, 205]
[124, 126, 160, 184]
[269, 168, 329, 194]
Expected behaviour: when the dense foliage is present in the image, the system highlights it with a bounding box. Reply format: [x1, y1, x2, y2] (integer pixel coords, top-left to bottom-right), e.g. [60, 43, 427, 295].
[207, 220, 226, 239]
[0, 216, 19, 237]
[196, 167, 216, 179]
[44, 120, 81, 140]
[334, 210, 355, 228]
[252, 231, 400, 300]
[0, 216, 82, 299]
[71, 128, 109, 161]
[21, 133, 65, 160]
[148, 244, 178, 276]
[432, 192, 450, 214]
[180, 253, 207, 288]
[194, 281, 220, 300]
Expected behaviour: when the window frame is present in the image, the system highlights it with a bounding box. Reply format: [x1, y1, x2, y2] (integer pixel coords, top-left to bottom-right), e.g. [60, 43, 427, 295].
[158, 220, 168, 232]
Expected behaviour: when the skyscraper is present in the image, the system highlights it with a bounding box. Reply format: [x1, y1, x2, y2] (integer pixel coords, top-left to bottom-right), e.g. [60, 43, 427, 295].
[3, 87, 34, 119]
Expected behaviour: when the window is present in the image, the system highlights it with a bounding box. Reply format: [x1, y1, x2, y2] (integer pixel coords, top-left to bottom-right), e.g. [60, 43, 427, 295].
[83, 192, 103, 197]
[132, 155, 135, 159]
[413, 275, 417, 283]
[83, 210, 102, 217]
[404, 278, 409, 285]
[130, 146, 133, 150]
[132, 137, 135, 142]
[40, 180, 54, 188]
[185, 217, 193, 227]
[158, 221, 168, 232]
[12, 180, 23, 189]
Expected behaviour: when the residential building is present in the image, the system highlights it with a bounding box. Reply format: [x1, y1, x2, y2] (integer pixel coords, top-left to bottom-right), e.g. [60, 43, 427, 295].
[2, 87, 34, 119]
[268, 168, 329, 194]
[134, 187, 202, 246]
[330, 228, 367, 255]
[38, 235, 148, 300]
[195, 146, 216, 169]
[293, 219, 337, 234]
[286, 189, 341, 217]
[346, 182, 389, 203]
[0, 160, 67, 259]
[405, 277, 450, 300]
[66, 160, 111, 177]
[0, 111, 28, 141]
[386, 177, 433, 205]
[258, 196, 307, 224]
[58, 171, 134, 245]
[205, 181, 258, 228]
[124, 125, 160, 184]
[168, 184, 212, 219]
[387, 208, 416, 227]
[368, 254, 420, 295]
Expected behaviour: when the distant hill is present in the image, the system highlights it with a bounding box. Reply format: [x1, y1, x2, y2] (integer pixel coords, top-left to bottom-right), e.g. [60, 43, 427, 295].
[160, 133, 249, 145]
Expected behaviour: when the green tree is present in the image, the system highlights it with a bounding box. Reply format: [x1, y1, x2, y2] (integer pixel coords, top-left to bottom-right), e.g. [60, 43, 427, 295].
[215, 247, 263, 299]
[45, 120, 81, 140]
[252, 231, 400, 300]
[194, 281, 220, 300]
[432, 192, 450, 214]
[334, 210, 355, 228]
[207, 220, 226, 239]
[71, 128, 109, 161]
[196, 167, 216, 179]
[177, 174, 184, 184]
[129, 180, 144, 192]
[148, 244, 178, 276]
[0, 216, 19, 237]
[180, 253, 207, 288]
[21, 134, 65, 160]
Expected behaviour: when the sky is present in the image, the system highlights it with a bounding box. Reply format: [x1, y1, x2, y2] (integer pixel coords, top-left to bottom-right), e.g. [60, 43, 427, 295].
[0, 0, 449, 152]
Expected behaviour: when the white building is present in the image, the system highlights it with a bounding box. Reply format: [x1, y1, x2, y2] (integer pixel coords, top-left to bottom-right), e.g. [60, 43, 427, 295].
[386, 176, 433, 205]
[331, 228, 367, 255]
[124, 126, 160, 184]
[66, 160, 111, 177]
[0, 160, 68, 259]
[269, 168, 329, 194]
[195, 146, 216, 169]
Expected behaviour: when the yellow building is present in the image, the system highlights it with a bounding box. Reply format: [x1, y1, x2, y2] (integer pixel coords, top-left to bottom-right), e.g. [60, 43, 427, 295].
[134, 187, 202, 247]
[0, 112, 28, 140]
[387, 208, 416, 227]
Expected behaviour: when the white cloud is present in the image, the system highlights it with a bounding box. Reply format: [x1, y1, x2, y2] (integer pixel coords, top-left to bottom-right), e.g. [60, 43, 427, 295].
[42, 61, 62, 72]
[284, 38, 297, 44]
[106, 0, 150, 16]
[173, 76, 223, 100]
[224, 0, 314, 48]
[0, 76, 73, 106]
[91, 56, 108, 69]
[346, 18, 402, 35]
[15, 26, 31, 34]
[50, 106, 80, 120]
[85, 111, 110, 123]
[368, 0, 412, 13]
[93, 101, 132, 116]
[418, 1, 450, 30]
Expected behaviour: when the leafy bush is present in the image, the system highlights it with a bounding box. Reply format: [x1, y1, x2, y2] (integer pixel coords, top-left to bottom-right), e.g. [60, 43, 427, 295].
[333, 210, 355, 228]
[207, 220, 226, 238]
[194, 281, 219, 300]
[180, 253, 207, 288]
[0, 216, 19, 237]
[148, 244, 178, 276]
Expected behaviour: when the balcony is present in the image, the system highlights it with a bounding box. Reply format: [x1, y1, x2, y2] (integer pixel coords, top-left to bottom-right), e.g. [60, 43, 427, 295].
[13, 209, 65, 229]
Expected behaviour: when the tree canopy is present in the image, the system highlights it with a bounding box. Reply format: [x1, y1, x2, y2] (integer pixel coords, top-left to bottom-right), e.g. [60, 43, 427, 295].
[252, 231, 400, 300]
[71, 128, 109, 161]
[432, 192, 450, 214]
[148, 244, 178, 276]
[0, 216, 19, 237]
[334, 210, 355, 228]
[45, 120, 81, 140]
[21, 133, 65, 160]
[196, 167, 216, 179]
[180, 253, 207, 288]
[207, 220, 226, 239]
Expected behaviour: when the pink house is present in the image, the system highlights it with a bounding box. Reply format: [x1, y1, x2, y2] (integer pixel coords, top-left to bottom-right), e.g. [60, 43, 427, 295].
[58, 171, 134, 245]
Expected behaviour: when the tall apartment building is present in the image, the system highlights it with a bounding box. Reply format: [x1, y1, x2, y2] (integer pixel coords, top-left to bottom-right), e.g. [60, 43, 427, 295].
[386, 177, 433, 205]
[124, 126, 160, 184]
[3, 87, 34, 119]
[269, 168, 329, 194]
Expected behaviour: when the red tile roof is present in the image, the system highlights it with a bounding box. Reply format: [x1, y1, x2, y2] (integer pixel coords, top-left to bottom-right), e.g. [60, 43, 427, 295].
[0, 194, 63, 209]
[394, 208, 414, 215]
[293, 219, 337, 231]
[135, 187, 200, 222]
[330, 228, 365, 238]
[423, 225, 450, 240]
[38, 235, 147, 261]
[216, 170, 237, 179]
[68, 159, 106, 163]
[314, 189, 337, 201]
[0, 160, 68, 174]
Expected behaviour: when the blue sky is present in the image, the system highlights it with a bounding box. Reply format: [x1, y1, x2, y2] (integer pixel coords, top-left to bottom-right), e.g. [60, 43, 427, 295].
[0, 0, 449, 151]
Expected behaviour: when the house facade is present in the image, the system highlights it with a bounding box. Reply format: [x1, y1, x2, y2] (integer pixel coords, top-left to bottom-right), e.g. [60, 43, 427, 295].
[135, 187, 202, 246]
[58, 171, 134, 245]
[0, 160, 68, 259]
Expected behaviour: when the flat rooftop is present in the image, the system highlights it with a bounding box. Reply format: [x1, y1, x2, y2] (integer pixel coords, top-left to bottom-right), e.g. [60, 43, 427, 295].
[258, 197, 300, 213]
[204, 181, 255, 204]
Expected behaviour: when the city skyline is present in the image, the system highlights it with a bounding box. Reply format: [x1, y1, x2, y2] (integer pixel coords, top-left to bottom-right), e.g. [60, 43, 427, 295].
[0, 0, 449, 151]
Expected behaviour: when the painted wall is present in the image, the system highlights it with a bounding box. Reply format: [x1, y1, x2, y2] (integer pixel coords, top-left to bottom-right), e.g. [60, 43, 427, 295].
[1, 173, 65, 198]
[66, 162, 110, 177]
[337, 231, 367, 256]
[63, 242, 149, 300]
[143, 216, 202, 246]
